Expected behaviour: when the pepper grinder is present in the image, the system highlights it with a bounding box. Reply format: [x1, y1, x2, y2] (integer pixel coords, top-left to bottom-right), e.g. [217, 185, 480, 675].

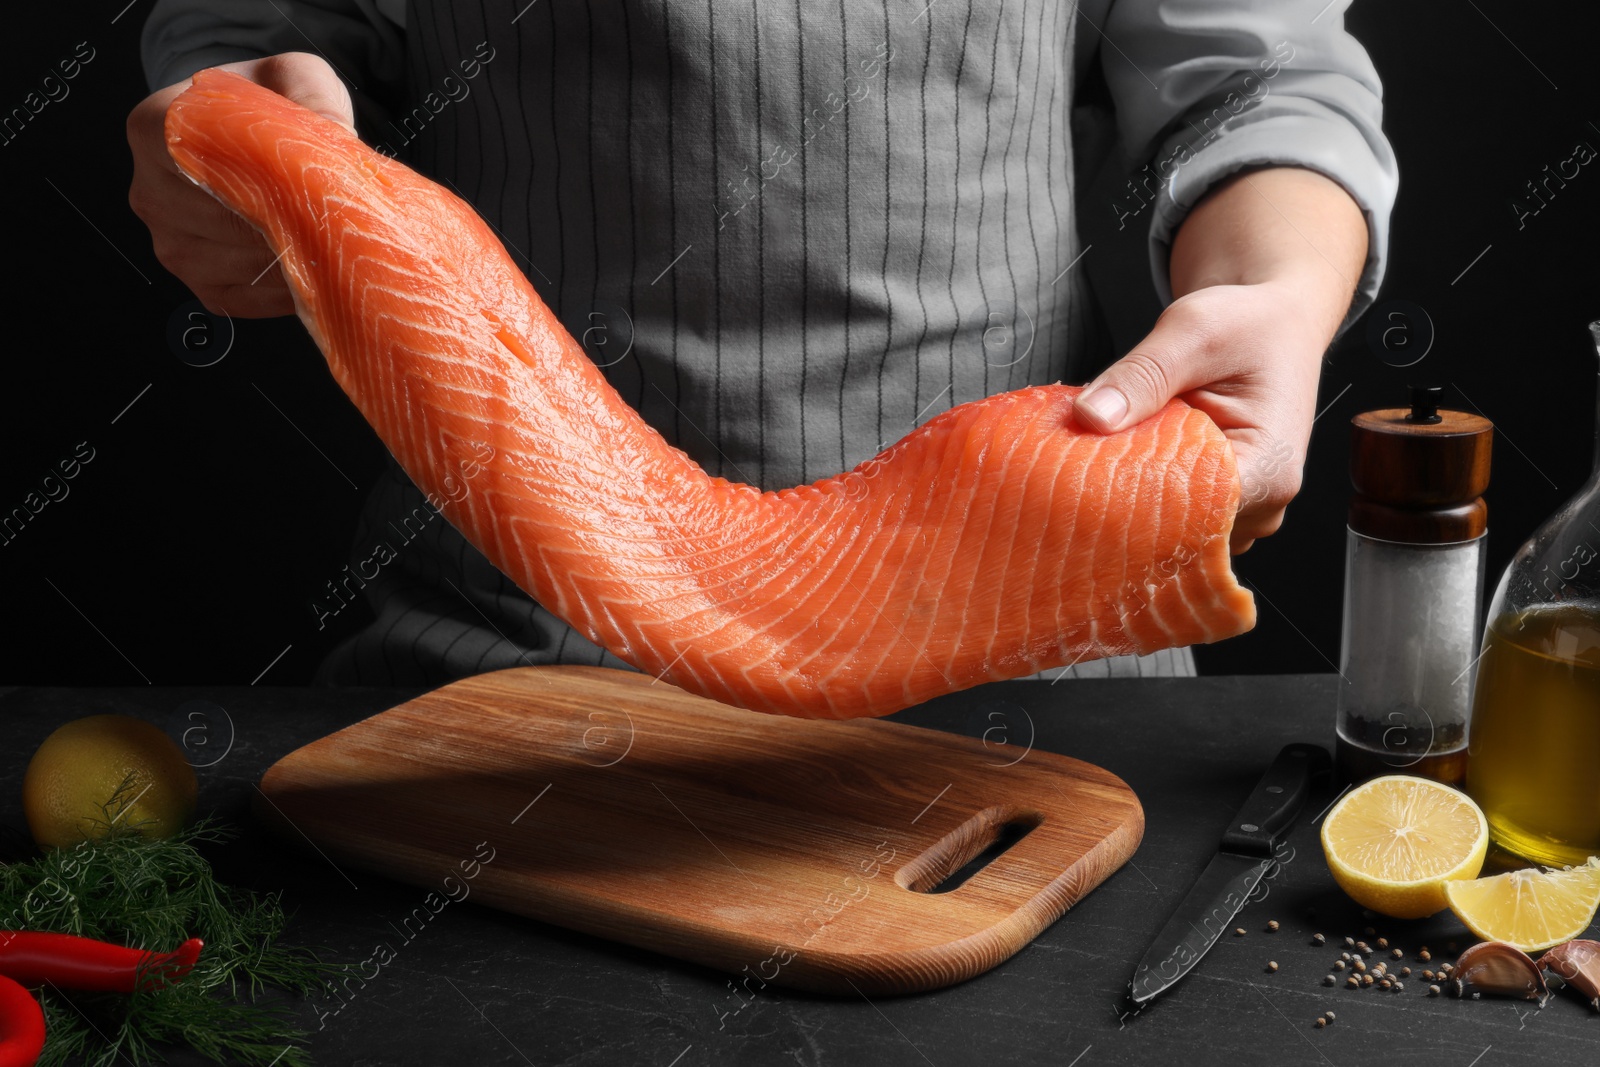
[1335, 385, 1494, 787]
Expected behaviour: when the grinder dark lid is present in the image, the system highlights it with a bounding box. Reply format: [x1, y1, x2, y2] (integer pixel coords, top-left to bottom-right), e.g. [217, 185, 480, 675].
[1349, 385, 1493, 543]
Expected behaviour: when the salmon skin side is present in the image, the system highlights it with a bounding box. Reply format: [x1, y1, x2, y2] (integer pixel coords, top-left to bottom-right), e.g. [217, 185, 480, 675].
[164, 69, 1256, 719]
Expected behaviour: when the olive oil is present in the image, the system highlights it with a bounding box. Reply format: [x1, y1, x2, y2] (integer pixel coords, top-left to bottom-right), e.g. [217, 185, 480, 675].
[1467, 604, 1600, 866]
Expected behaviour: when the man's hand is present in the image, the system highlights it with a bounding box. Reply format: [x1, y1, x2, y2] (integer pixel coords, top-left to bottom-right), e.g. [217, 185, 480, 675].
[128, 52, 355, 317]
[1072, 167, 1369, 554]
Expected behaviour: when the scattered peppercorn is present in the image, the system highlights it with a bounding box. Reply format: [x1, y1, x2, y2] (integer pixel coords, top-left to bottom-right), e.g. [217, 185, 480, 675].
[1267, 920, 1280, 932]
[1421, 970, 1434, 980]
[1363, 974, 1374, 986]
[1266, 961, 1279, 973]
[1351, 953, 1362, 962]
[1344, 937, 1356, 947]
[1376, 937, 1389, 949]
[1401, 967, 1412, 977]
[1356, 941, 1371, 953]
[1418, 949, 1431, 962]
[1391, 948, 1404, 959]
[1341, 952, 1351, 961]
[1312, 933, 1326, 946]
[1392, 980, 1404, 992]
[1354, 960, 1366, 973]
[1325, 1012, 1336, 1022]
[1364, 926, 1377, 936]
[1234, 927, 1247, 937]
[1333, 961, 1345, 971]
[1428, 984, 1441, 997]
[1346, 976, 1360, 989]
[1324, 975, 1337, 986]
[1379, 979, 1392, 990]
[1315, 1017, 1327, 1029]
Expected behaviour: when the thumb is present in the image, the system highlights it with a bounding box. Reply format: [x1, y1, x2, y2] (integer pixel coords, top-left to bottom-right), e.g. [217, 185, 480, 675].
[1073, 308, 1213, 434]
[230, 52, 357, 133]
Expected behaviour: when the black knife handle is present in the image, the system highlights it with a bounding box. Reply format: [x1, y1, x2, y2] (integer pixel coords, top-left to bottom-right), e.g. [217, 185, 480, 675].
[1219, 743, 1330, 857]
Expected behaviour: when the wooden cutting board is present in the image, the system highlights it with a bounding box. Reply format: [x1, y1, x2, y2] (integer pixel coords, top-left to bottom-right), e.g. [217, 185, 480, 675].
[253, 666, 1142, 995]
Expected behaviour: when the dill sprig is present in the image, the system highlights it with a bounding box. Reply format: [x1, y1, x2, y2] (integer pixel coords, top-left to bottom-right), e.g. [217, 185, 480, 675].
[0, 776, 350, 1066]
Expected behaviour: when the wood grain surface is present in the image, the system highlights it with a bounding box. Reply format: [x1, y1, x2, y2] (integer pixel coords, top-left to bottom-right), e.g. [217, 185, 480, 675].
[253, 666, 1143, 995]
[1348, 405, 1493, 543]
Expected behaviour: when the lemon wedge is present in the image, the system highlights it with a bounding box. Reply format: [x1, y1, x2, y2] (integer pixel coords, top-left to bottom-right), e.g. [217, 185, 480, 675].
[1444, 862, 1600, 952]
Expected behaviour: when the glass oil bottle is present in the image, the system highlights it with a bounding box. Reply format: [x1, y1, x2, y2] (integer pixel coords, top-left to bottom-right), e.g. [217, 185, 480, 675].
[1468, 322, 1600, 866]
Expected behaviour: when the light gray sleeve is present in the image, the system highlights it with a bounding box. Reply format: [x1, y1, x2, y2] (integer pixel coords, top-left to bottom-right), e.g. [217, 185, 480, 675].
[140, 0, 406, 135]
[1096, 0, 1399, 332]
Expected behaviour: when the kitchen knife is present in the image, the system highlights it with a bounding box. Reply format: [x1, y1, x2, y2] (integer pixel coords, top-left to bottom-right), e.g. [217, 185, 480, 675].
[1127, 742, 1331, 1006]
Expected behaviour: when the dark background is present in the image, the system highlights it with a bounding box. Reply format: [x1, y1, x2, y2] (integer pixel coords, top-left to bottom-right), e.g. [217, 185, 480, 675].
[3, 2, 1597, 685]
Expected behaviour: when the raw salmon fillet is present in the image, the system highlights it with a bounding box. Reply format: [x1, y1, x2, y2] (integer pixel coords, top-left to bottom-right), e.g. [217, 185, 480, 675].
[165, 70, 1255, 718]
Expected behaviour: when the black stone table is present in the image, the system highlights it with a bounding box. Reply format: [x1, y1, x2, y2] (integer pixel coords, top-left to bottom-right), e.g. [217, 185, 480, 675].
[2, 677, 1593, 1066]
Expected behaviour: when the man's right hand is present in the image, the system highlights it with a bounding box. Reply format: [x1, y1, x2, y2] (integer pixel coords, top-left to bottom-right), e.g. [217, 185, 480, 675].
[127, 52, 355, 317]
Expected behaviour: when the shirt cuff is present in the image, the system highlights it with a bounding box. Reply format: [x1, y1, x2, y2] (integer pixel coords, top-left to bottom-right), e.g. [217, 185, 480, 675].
[1144, 88, 1399, 337]
[144, 45, 267, 92]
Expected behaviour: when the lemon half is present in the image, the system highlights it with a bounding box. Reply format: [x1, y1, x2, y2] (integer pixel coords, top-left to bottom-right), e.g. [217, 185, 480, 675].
[1320, 775, 1488, 919]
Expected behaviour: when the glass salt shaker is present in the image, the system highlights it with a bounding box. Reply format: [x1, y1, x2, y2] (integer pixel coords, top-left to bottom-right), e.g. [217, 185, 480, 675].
[1335, 385, 1494, 787]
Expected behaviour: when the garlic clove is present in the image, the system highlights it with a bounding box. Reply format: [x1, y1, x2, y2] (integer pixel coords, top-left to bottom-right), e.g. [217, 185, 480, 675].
[1451, 941, 1550, 1007]
[1540, 939, 1600, 1012]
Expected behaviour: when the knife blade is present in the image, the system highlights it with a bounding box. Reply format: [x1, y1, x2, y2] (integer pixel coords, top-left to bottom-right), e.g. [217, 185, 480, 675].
[1127, 742, 1330, 1006]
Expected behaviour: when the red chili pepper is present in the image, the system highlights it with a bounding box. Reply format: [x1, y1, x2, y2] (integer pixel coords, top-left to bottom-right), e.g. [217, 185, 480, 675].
[0, 975, 45, 1067]
[0, 932, 203, 993]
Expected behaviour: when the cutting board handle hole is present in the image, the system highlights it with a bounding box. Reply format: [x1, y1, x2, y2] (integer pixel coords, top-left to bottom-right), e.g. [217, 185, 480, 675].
[895, 808, 1042, 894]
